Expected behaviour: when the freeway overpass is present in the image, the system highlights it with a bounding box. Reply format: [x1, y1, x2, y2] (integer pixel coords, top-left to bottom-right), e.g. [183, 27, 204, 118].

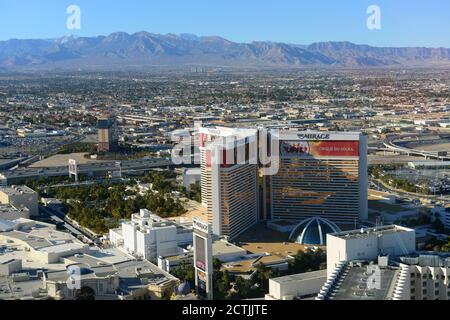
[382, 134, 450, 161]
[0, 158, 179, 185]
[117, 114, 167, 124]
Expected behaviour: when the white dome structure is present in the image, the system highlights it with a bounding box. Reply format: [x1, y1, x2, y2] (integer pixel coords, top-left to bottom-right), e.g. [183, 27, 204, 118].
[289, 217, 341, 246]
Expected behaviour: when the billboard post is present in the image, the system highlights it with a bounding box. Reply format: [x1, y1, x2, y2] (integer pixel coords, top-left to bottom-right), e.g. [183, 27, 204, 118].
[68, 159, 78, 182]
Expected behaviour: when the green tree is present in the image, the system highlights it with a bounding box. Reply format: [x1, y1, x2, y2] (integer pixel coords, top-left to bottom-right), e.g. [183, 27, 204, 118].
[254, 263, 273, 292]
[188, 182, 202, 203]
[288, 249, 326, 274]
[76, 286, 96, 300]
[171, 262, 195, 288]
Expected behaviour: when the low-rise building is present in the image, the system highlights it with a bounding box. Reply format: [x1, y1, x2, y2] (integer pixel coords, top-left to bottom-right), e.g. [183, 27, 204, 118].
[265, 270, 327, 300]
[326, 225, 416, 277]
[392, 255, 450, 300]
[45, 259, 179, 300]
[0, 204, 30, 220]
[0, 218, 89, 264]
[316, 254, 450, 301]
[157, 237, 247, 272]
[0, 259, 22, 276]
[261, 225, 418, 299]
[109, 209, 193, 262]
[312, 224, 450, 300]
[0, 217, 180, 300]
[0, 185, 39, 217]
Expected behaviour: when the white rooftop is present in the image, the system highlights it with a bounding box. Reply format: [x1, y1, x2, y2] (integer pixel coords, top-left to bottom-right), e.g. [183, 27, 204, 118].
[0, 185, 36, 196]
[331, 225, 414, 240]
[0, 204, 30, 220]
[199, 126, 258, 139]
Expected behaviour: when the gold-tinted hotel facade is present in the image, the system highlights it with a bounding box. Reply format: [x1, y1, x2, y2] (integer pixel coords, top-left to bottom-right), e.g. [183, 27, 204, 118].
[199, 127, 368, 239]
[266, 131, 368, 225]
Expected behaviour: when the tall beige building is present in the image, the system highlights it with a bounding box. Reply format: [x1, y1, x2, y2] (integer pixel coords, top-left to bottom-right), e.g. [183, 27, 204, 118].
[97, 113, 118, 153]
[199, 127, 259, 240]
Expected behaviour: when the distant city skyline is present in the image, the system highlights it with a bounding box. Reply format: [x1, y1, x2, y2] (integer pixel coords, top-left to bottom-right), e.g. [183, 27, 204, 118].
[1, 0, 450, 48]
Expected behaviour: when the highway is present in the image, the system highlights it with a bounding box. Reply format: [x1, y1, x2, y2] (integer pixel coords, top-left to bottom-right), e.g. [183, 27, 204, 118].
[370, 178, 450, 203]
[1, 158, 175, 184]
[39, 205, 95, 244]
[382, 134, 450, 161]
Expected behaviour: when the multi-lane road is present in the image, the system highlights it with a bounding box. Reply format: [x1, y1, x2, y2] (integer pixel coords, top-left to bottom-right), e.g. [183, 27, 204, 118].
[39, 205, 96, 244]
[370, 178, 449, 203]
[383, 134, 450, 161]
[1, 158, 175, 185]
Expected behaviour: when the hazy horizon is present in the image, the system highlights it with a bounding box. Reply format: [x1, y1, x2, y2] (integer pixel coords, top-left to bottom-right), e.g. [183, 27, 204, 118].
[1, 0, 450, 47]
[2, 31, 450, 50]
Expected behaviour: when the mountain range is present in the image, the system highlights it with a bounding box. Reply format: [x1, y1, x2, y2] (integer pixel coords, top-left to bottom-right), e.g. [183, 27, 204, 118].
[1, 31, 450, 70]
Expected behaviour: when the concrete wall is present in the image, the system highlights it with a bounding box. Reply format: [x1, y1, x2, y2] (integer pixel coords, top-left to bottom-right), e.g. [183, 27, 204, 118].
[327, 227, 416, 277]
[267, 270, 328, 300]
[0, 187, 39, 217]
[154, 226, 180, 260]
[326, 235, 347, 277]
[359, 135, 369, 221]
[0, 259, 22, 276]
[47, 276, 120, 300]
[176, 229, 194, 246]
[122, 223, 137, 254]
[109, 228, 123, 246]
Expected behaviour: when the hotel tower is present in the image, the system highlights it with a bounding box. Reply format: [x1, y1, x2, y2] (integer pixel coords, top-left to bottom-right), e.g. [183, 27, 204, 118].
[199, 127, 259, 240]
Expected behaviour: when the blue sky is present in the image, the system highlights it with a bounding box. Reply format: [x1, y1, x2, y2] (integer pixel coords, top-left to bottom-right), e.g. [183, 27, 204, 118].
[1, 0, 450, 47]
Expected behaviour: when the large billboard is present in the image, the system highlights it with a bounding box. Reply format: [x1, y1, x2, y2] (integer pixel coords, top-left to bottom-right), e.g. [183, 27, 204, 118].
[68, 159, 77, 175]
[280, 140, 359, 158]
[195, 235, 206, 271]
